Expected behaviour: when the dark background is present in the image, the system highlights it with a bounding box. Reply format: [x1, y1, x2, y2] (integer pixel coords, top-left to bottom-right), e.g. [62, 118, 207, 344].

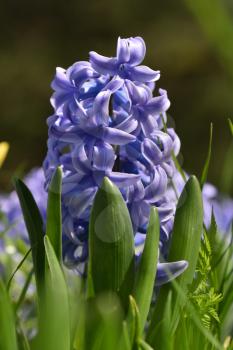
[1, 0, 233, 193]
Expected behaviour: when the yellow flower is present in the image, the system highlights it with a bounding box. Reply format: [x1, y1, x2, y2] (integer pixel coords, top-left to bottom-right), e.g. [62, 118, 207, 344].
[0, 142, 9, 168]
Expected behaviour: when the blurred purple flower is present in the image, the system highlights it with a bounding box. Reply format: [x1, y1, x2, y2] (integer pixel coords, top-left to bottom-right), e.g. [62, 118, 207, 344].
[203, 184, 233, 233]
[170, 171, 233, 234]
[0, 168, 47, 243]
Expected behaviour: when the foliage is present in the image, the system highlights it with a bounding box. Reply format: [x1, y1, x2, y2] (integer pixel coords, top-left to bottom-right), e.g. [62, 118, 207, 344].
[0, 168, 233, 349]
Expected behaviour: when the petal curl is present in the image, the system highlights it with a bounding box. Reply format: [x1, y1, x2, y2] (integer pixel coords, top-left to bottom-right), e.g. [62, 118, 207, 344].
[155, 260, 188, 286]
[109, 172, 140, 187]
[117, 37, 130, 63]
[89, 51, 117, 75]
[127, 37, 146, 66]
[145, 89, 170, 115]
[144, 167, 168, 202]
[127, 65, 160, 82]
[92, 143, 115, 172]
[102, 126, 136, 145]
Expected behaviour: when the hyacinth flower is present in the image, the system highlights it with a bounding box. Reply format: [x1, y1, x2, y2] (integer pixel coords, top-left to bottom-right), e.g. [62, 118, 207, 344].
[43, 36, 188, 282]
[89, 36, 160, 82]
[0, 168, 47, 245]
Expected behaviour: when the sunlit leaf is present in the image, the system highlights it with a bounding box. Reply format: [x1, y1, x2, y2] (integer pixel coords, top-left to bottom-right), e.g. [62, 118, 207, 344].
[147, 176, 203, 346]
[88, 177, 135, 308]
[82, 292, 123, 350]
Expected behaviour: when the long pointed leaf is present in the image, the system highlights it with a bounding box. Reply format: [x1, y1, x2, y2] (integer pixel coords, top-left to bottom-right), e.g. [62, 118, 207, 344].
[147, 176, 203, 346]
[14, 178, 45, 296]
[36, 236, 70, 350]
[133, 207, 160, 332]
[200, 122, 213, 188]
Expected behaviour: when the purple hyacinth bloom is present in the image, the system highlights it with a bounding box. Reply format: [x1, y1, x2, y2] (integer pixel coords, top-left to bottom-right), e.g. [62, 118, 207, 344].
[123, 81, 170, 136]
[44, 36, 187, 283]
[0, 168, 47, 244]
[50, 62, 107, 113]
[90, 37, 160, 82]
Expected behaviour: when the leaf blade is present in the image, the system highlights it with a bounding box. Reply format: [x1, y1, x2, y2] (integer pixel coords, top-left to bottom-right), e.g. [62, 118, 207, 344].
[88, 177, 135, 308]
[133, 207, 160, 332]
[147, 176, 203, 346]
[36, 236, 70, 350]
[200, 122, 213, 188]
[14, 178, 45, 296]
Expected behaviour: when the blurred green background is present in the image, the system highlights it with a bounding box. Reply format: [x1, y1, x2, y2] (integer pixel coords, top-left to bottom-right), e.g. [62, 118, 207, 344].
[0, 0, 233, 193]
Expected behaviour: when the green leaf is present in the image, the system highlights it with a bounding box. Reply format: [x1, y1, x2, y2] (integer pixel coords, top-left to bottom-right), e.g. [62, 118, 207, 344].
[170, 278, 223, 350]
[36, 236, 70, 350]
[200, 123, 213, 188]
[122, 321, 131, 350]
[147, 176, 203, 346]
[0, 279, 18, 350]
[164, 175, 203, 292]
[159, 291, 173, 350]
[46, 167, 62, 262]
[82, 293, 124, 350]
[14, 178, 45, 297]
[133, 207, 160, 332]
[88, 177, 135, 308]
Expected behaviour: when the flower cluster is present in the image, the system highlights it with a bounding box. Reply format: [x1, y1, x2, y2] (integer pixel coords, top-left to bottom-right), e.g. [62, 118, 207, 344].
[43, 37, 183, 277]
[0, 168, 47, 246]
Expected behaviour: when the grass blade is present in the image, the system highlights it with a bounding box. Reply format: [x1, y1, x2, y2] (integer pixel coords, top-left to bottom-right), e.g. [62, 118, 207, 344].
[200, 123, 213, 188]
[228, 118, 233, 136]
[7, 248, 32, 291]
